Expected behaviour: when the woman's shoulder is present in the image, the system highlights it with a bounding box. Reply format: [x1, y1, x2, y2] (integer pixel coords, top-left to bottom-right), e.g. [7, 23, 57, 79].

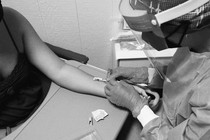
[3, 7, 31, 33]
[3, 7, 25, 19]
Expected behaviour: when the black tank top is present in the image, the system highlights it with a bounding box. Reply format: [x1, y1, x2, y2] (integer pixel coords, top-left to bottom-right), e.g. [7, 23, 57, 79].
[0, 18, 51, 128]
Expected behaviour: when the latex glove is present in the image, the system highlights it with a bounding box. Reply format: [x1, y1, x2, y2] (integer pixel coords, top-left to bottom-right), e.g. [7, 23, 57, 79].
[105, 80, 149, 117]
[133, 86, 160, 110]
[107, 67, 149, 85]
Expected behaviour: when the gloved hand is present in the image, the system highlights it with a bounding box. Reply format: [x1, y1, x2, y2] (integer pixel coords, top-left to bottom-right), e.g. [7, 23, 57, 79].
[107, 67, 149, 85]
[104, 80, 149, 117]
[141, 88, 160, 111]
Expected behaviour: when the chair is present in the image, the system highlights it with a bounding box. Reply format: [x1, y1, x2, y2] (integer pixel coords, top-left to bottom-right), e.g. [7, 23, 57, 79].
[45, 42, 89, 64]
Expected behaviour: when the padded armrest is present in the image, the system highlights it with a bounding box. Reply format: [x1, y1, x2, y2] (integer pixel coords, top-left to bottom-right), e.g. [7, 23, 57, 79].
[45, 42, 89, 64]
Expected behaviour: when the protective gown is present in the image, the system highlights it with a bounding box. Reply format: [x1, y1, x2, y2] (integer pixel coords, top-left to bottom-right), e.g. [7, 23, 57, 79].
[140, 47, 210, 140]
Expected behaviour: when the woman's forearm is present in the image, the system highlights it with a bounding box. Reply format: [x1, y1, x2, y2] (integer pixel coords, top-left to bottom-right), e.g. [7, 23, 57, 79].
[54, 63, 106, 98]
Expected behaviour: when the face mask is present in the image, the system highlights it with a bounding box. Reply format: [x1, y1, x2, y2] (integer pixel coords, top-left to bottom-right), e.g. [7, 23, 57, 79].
[142, 20, 190, 49]
[119, 0, 209, 50]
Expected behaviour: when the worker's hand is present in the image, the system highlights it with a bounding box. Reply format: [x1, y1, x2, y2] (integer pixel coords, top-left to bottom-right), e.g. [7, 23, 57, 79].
[104, 80, 149, 117]
[106, 67, 149, 85]
[143, 88, 160, 111]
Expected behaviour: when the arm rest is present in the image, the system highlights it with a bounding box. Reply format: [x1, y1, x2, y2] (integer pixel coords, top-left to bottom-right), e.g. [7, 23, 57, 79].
[45, 42, 89, 64]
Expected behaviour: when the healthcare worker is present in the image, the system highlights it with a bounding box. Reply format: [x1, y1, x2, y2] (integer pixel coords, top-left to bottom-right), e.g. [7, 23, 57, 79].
[105, 0, 210, 139]
[0, 1, 106, 138]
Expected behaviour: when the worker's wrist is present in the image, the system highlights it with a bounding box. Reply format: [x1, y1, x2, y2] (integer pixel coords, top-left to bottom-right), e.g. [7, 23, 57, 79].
[137, 105, 159, 127]
[131, 98, 148, 118]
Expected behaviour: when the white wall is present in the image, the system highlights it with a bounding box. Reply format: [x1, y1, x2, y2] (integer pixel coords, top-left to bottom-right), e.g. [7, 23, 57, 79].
[2, 0, 122, 70]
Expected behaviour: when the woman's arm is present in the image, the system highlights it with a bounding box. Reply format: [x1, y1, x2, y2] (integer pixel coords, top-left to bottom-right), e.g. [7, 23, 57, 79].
[6, 7, 106, 97]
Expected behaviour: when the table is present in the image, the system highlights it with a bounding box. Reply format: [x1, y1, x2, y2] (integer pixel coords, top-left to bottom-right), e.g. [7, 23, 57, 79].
[3, 61, 128, 140]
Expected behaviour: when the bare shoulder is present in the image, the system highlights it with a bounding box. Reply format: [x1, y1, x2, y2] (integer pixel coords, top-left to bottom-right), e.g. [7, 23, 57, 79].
[3, 7, 26, 21]
[3, 7, 32, 33]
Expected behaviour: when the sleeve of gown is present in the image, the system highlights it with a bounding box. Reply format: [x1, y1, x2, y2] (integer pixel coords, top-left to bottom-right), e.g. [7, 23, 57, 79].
[139, 77, 210, 140]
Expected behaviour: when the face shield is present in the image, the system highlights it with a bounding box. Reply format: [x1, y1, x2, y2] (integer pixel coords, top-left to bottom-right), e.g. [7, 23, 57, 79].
[119, 0, 209, 51]
[119, 0, 209, 83]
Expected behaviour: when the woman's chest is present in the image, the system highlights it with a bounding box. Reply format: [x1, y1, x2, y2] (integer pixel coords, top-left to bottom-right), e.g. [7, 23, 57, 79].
[0, 20, 24, 81]
[0, 50, 17, 80]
